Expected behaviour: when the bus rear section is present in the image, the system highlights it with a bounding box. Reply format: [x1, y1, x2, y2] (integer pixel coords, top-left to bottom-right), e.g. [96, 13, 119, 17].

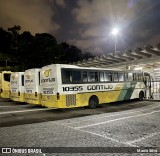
[41, 64, 60, 108]
[0, 71, 12, 98]
[24, 68, 41, 105]
[10, 72, 25, 102]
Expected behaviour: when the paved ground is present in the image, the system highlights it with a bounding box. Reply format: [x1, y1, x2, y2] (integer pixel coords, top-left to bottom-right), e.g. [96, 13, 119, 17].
[0, 98, 160, 156]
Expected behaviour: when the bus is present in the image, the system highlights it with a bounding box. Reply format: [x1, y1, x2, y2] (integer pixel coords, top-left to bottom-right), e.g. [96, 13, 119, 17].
[0, 71, 12, 98]
[24, 68, 41, 105]
[40, 64, 149, 109]
[10, 72, 25, 102]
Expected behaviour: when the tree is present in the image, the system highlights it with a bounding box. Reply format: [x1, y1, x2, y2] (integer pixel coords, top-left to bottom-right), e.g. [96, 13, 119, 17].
[0, 25, 94, 70]
[8, 25, 21, 37]
[7, 25, 21, 55]
[0, 27, 12, 54]
[81, 52, 95, 60]
[60, 42, 82, 64]
[17, 31, 34, 69]
[26, 33, 63, 68]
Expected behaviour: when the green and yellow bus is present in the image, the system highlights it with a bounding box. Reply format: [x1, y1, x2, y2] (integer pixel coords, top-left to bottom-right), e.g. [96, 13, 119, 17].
[40, 64, 149, 109]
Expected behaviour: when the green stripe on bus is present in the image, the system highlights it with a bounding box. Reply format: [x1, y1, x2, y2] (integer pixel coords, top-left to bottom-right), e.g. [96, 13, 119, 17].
[123, 82, 137, 100]
[117, 82, 137, 101]
[117, 89, 128, 101]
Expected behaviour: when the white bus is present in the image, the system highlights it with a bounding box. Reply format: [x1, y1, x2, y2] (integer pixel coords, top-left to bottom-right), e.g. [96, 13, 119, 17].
[24, 68, 41, 105]
[40, 64, 149, 109]
[10, 72, 25, 102]
[0, 71, 12, 98]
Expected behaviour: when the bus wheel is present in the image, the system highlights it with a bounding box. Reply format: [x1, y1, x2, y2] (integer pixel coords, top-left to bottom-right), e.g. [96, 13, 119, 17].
[88, 96, 99, 109]
[139, 91, 144, 101]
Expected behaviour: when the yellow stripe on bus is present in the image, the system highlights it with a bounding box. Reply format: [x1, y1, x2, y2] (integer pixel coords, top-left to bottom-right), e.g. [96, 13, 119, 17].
[10, 92, 25, 102]
[25, 93, 41, 105]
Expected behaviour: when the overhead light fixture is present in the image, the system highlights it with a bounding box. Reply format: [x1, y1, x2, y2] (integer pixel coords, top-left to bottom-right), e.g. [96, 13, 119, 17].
[154, 68, 160, 71]
[111, 28, 119, 36]
[134, 67, 143, 70]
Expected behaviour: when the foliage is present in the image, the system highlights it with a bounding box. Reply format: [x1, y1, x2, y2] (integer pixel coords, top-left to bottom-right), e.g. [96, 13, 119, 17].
[0, 66, 19, 72]
[0, 25, 94, 71]
[0, 28, 12, 54]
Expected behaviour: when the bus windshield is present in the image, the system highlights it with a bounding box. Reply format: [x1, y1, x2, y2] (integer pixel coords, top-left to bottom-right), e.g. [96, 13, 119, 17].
[4, 73, 11, 82]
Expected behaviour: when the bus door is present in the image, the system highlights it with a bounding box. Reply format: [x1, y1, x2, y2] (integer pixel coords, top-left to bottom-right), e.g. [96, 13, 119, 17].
[143, 73, 151, 99]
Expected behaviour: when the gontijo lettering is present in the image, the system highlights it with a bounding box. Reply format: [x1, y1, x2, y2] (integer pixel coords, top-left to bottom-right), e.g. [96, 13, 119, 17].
[25, 79, 33, 83]
[87, 85, 113, 90]
[41, 78, 55, 83]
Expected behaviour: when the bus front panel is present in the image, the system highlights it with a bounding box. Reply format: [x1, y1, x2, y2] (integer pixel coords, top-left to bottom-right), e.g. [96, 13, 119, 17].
[1, 72, 11, 98]
[24, 69, 41, 105]
[10, 72, 25, 102]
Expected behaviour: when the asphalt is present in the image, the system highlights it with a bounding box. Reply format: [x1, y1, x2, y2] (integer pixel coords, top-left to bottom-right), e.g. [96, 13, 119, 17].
[0, 98, 160, 156]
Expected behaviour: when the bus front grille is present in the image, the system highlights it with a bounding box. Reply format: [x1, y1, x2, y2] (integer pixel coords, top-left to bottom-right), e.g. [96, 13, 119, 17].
[66, 94, 76, 107]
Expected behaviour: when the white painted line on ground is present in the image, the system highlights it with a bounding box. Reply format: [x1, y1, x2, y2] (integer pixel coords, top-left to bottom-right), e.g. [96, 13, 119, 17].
[0, 106, 15, 108]
[127, 131, 160, 144]
[54, 122, 137, 147]
[0, 108, 56, 115]
[83, 130, 138, 147]
[61, 104, 160, 126]
[79, 128, 138, 147]
[75, 110, 160, 129]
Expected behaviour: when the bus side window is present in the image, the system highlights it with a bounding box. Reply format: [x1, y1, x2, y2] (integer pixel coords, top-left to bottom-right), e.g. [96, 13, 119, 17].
[128, 73, 133, 81]
[125, 73, 128, 81]
[72, 70, 81, 83]
[100, 72, 112, 82]
[38, 71, 40, 85]
[62, 70, 72, 83]
[21, 75, 24, 86]
[88, 72, 98, 82]
[133, 73, 136, 81]
[104, 72, 112, 81]
[113, 72, 119, 81]
[139, 73, 143, 81]
[82, 71, 88, 82]
[100, 72, 105, 82]
[135, 73, 139, 81]
[119, 73, 124, 81]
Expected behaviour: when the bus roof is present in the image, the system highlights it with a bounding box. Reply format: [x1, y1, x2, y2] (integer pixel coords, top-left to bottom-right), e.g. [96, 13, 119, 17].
[0, 71, 12, 73]
[11, 72, 24, 74]
[42, 64, 124, 71]
[25, 68, 41, 71]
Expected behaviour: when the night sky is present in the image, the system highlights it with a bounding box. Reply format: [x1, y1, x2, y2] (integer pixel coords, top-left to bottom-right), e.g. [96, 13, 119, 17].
[0, 0, 160, 55]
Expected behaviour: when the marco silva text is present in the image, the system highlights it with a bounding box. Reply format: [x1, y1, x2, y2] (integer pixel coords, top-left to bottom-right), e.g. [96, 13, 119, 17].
[11, 148, 42, 154]
[137, 148, 158, 153]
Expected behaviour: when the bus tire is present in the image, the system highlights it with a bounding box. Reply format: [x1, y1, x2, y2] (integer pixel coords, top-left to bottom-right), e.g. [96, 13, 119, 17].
[139, 91, 144, 101]
[88, 96, 99, 109]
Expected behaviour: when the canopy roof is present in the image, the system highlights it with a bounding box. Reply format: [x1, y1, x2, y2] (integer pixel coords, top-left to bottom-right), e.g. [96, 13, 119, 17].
[73, 43, 160, 70]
